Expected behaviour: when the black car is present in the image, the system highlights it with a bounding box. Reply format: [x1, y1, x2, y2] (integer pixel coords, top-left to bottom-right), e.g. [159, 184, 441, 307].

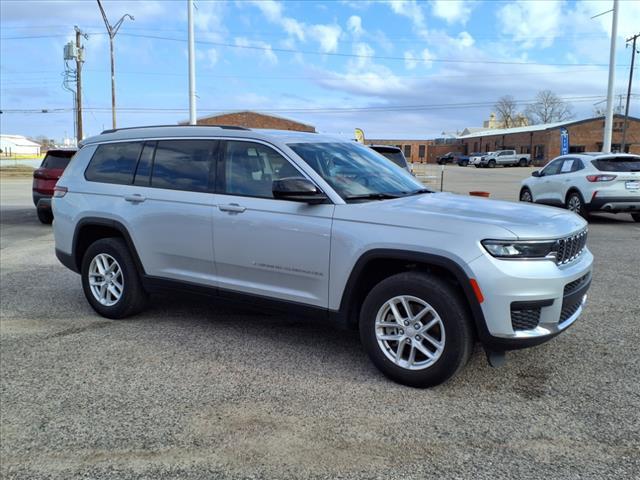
[369, 145, 411, 172]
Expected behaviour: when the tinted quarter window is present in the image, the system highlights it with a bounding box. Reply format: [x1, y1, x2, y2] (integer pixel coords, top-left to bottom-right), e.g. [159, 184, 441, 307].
[222, 141, 300, 198]
[151, 140, 216, 192]
[85, 142, 143, 184]
[41, 151, 75, 169]
[133, 141, 156, 186]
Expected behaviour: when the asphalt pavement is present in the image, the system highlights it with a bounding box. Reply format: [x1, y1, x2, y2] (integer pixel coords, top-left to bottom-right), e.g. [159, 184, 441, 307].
[1, 172, 639, 479]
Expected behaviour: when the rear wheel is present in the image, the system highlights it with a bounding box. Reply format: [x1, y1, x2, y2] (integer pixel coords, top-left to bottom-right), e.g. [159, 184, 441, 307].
[518, 158, 527, 167]
[359, 272, 474, 388]
[36, 208, 53, 224]
[488, 160, 496, 168]
[459, 160, 468, 167]
[81, 238, 148, 319]
[566, 191, 589, 219]
[632, 213, 640, 222]
[520, 187, 533, 202]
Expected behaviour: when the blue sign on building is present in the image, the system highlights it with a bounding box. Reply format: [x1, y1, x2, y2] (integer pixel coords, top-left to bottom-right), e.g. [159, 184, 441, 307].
[560, 127, 569, 155]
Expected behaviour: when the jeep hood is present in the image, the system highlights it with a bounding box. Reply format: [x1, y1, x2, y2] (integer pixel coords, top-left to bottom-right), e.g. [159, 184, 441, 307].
[335, 192, 586, 239]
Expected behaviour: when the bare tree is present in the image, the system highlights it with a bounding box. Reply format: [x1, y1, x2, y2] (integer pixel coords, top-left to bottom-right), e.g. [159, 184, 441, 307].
[525, 90, 574, 124]
[494, 95, 519, 128]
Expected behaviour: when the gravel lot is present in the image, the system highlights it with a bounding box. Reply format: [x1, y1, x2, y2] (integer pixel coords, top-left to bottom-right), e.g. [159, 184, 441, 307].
[1, 168, 639, 479]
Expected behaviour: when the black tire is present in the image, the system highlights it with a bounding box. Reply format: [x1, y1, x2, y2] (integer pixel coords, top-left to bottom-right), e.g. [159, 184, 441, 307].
[81, 237, 148, 319]
[518, 158, 527, 167]
[359, 271, 474, 388]
[459, 160, 468, 167]
[520, 187, 533, 202]
[487, 160, 496, 168]
[631, 213, 640, 222]
[36, 208, 53, 224]
[474, 164, 480, 168]
[565, 191, 589, 219]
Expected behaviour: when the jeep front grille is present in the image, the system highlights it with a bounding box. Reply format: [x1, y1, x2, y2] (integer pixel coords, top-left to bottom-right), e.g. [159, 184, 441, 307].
[555, 228, 588, 265]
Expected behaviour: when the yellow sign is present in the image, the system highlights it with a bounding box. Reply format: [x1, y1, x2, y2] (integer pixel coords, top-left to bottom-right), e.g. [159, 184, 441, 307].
[354, 128, 365, 144]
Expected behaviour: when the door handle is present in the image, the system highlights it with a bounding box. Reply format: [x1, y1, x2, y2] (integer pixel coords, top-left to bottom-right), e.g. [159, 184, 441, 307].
[124, 194, 146, 203]
[219, 203, 246, 213]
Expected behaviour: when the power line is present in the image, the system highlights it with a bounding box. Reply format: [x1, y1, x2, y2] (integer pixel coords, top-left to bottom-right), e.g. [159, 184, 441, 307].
[4, 95, 633, 115]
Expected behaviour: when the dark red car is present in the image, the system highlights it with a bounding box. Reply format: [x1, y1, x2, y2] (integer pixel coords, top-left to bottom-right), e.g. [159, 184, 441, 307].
[32, 149, 76, 223]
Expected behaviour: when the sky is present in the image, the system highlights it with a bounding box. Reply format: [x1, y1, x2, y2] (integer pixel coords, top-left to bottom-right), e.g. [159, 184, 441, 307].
[1, 0, 639, 142]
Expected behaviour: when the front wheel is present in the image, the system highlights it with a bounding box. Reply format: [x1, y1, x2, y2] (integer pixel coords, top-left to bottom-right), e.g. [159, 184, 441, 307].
[81, 238, 148, 319]
[566, 191, 589, 219]
[520, 187, 533, 202]
[359, 272, 474, 388]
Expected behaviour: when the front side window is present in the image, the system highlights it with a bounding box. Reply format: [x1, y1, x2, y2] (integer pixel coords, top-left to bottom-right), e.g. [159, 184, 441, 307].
[289, 142, 426, 201]
[542, 158, 562, 176]
[85, 141, 144, 185]
[151, 140, 216, 192]
[222, 141, 301, 198]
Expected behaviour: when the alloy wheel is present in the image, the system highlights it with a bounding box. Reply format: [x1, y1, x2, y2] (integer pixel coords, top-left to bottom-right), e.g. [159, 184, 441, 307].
[520, 189, 532, 202]
[375, 295, 445, 370]
[88, 253, 124, 306]
[568, 195, 582, 213]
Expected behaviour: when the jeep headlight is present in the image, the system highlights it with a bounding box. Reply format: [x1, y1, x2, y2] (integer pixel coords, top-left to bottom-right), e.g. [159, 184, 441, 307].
[481, 240, 557, 259]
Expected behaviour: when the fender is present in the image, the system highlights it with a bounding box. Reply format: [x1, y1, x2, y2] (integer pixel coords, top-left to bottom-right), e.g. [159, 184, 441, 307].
[70, 216, 146, 275]
[338, 248, 491, 342]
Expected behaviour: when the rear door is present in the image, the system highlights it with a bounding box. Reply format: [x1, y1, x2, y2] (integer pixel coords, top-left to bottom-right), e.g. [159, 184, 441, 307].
[120, 139, 219, 286]
[212, 140, 333, 307]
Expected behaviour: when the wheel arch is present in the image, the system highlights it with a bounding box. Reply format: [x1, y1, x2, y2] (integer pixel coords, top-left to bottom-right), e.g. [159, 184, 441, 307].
[338, 249, 487, 339]
[72, 217, 145, 275]
[565, 187, 585, 204]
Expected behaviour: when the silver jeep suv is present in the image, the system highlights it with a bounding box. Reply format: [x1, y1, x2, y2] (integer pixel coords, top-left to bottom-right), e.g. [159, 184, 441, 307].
[53, 126, 593, 387]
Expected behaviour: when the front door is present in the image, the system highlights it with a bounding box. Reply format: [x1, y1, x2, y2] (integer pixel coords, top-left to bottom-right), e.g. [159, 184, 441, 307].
[212, 140, 333, 307]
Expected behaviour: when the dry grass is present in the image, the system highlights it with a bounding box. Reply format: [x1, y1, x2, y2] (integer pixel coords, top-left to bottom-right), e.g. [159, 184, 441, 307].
[0, 166, 35, 178]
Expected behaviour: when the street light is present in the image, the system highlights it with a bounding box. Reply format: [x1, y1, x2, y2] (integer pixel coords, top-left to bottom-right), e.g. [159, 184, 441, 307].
[97, 0, 134, 129]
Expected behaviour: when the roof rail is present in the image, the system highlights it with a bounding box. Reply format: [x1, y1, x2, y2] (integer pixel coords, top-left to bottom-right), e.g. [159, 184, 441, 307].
[100, 124, 251, 135]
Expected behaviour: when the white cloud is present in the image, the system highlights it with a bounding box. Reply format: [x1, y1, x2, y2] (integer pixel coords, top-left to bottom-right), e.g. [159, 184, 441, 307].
[350, 42, 375, 70]
[497, 0, 564, 49]
[234, 37, 277, 65]
[347, 15, 364, 37]
[404, 51, 417, 70]
[308, 24, 342, 53]
[384, 0, 429, 38]
[456, 31, 475, 49]
[206, 48, 219, 67]
[432, 0, 473, 25]
[404, 48, 433, 69]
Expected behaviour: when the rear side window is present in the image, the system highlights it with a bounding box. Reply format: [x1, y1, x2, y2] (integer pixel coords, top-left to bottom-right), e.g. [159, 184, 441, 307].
[41, 151, 75, 169]
[592, 157, 640, 172]
[151, 140, 216, 192]
[85, 142, 144, 184]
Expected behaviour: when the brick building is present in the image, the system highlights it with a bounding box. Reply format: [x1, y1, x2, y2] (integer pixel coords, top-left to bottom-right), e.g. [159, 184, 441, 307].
[457, 114, 640, 166]
[187, 111, 316, 132]
[366, 139, 464, 163]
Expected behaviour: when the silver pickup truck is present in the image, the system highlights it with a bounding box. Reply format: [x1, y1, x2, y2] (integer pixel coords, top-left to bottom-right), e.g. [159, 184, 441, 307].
[479, 150, 531, 168]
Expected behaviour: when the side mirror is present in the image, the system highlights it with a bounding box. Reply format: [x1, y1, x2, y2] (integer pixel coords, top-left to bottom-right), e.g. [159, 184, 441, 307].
[532, 170, 541, 177]
[273, 177, 328, 204]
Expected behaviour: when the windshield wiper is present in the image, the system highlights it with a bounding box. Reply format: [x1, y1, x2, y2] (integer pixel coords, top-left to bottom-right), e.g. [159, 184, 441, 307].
[345, 192, 403, 201]
[405, 188, 433, 196]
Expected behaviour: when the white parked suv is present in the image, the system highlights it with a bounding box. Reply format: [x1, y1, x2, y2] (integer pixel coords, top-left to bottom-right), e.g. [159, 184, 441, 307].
[53, 126, 593, 387]
[520, 153, 640, 221]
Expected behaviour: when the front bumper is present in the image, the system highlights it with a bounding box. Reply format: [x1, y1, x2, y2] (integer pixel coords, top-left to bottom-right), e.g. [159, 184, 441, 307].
[469, 247, 593, 350]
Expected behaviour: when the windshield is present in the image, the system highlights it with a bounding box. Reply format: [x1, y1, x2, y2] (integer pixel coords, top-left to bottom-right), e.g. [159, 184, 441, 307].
[289, 142, 426, 201]
[592, 156, 640, 172]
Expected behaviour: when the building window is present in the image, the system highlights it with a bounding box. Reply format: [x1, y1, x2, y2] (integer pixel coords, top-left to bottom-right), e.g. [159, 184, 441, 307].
[473, 142, 478, 152]
[418, 144, 426, 158]
[569, 145, 586, 153]
[404, 145, 412, 158]
[520, 146, 531, 154]
[395, 144, 402, 149]
[534, 145, 545, 160]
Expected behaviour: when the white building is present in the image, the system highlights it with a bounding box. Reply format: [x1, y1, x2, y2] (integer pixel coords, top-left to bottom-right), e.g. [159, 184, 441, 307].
[0, 134, 41, 156]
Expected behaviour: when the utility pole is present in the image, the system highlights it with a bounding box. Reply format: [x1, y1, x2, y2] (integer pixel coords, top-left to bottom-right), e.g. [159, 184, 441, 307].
[621, 32, 639, 153]
[602, 0, 618, 153]
[97, 0, 134, 130]
[188, 0, 197, 124]
[75, 26, 84, 142]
